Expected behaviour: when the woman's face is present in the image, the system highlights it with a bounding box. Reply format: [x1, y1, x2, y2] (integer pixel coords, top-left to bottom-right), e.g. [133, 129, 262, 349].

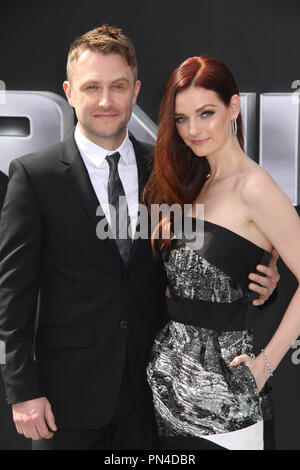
[174, 86, 238, 157]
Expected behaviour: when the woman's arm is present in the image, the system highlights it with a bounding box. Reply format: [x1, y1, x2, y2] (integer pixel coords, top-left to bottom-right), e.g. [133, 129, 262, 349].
[230, 170, 300, 390]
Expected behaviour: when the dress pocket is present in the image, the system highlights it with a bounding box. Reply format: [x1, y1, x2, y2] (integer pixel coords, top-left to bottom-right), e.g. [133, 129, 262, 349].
[217, 330, 259, 398]
[239, 363, 259, 397]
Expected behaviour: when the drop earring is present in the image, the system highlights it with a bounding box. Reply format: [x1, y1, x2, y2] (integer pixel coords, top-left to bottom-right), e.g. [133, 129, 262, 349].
[231, 118, 237, 136]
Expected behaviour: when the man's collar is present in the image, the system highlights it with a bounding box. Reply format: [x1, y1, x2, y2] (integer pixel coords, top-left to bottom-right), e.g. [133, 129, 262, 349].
[74, 124, 133, 168]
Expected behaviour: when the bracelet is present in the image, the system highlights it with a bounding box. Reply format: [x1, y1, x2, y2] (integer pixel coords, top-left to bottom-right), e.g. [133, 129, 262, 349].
[261, 349, 273, 377]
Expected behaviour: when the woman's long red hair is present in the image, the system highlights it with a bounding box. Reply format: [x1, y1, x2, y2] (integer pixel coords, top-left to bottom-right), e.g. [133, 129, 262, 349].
[143, 55, 244, 252]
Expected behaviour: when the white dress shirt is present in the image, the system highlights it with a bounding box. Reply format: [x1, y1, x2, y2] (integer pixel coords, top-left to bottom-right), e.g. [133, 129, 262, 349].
[74, 125, 139, 237]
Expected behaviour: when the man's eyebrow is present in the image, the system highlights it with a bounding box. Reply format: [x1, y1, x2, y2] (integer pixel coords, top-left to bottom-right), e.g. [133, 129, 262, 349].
[174, 104, 217, 116]
[80, 77, 131, 87]
[111, 76, 130, 84]
[80, 79, 99, 88]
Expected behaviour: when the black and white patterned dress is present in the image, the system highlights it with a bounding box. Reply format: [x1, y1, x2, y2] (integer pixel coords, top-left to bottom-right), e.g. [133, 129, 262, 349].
[147, 218, 273, 450]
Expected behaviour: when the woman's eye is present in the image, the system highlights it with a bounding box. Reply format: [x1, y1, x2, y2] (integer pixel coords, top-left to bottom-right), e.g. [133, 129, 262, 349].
[175, 117, 186, 124]
[201, 111, 214, 118]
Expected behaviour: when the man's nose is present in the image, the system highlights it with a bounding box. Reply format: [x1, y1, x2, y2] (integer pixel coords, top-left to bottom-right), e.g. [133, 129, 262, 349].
[98, 91, 112, 108]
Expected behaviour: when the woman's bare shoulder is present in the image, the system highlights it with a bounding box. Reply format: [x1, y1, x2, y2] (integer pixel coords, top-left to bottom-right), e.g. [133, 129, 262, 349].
[238, 164, 278, 203]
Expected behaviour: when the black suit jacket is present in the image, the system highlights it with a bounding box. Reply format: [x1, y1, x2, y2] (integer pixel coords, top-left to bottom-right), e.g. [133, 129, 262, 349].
[0, 171, 8, 216]
[0, 132, 168, 428]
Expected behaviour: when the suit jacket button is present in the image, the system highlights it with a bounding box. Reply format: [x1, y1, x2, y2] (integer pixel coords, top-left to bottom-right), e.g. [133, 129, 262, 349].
[120, 320, 127, 329]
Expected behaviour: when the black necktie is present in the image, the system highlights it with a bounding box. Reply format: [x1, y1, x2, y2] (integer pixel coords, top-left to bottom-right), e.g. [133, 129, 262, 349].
[106, 152, 132, 263]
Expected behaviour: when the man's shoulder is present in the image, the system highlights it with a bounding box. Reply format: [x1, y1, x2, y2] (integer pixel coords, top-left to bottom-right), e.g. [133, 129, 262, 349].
[129, 133, 154, 156]
[129, 134, 154, 177]
[135, 140, 154, 156]
[16, 140, 64, 167]
[11, 133, 75, 175]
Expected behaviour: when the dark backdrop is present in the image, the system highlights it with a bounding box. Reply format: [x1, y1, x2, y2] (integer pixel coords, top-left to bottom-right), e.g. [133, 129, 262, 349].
[0, 0, 300, 450]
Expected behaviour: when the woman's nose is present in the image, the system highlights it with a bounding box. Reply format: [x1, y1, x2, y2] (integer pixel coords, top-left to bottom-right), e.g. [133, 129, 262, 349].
[189, 119, 201, 136]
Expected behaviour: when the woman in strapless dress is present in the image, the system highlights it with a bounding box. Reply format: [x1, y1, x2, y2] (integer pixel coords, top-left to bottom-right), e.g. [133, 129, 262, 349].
[144, 55, 300, 450]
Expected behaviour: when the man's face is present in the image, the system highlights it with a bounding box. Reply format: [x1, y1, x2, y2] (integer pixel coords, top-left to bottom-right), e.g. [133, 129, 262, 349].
[63, 50, 141, 150]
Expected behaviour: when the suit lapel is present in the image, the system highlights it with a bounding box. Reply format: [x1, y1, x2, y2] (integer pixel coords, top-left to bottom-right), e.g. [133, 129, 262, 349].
[128, 134, 154, 265]
[59, 131, 154, 265]
[59, 132, 120, 258]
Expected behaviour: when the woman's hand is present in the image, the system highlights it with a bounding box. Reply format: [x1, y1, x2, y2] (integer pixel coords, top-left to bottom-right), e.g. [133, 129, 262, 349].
[229, 353, 271, 392]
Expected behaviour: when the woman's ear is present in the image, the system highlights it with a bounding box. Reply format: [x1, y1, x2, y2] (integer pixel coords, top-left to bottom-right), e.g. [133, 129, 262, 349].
[230, 94, 240, 120]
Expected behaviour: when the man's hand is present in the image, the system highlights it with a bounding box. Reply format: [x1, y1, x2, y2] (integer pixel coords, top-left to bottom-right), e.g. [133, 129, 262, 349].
[12, 396, 57, 440]
[248, 247, 280, 306]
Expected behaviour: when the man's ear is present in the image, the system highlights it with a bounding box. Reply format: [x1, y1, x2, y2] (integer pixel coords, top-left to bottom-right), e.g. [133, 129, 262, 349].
[63, 81, 74, 107]
[132, 80, 141, 107]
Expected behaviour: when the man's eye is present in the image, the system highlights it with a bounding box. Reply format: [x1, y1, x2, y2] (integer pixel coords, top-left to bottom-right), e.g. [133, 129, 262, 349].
[113, 84, 123, 89]
[87, 86, 96, 90]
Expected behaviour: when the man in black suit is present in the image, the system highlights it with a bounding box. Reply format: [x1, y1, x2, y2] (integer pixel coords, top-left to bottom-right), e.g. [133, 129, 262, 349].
[0, 25, 278, 450]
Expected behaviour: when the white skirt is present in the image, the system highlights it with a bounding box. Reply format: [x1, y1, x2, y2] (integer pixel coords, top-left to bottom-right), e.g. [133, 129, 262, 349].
[202, 421, 264, 450]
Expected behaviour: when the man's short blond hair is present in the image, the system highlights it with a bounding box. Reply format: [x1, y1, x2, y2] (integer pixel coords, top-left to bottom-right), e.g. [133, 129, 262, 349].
[66, 24, 138, 81]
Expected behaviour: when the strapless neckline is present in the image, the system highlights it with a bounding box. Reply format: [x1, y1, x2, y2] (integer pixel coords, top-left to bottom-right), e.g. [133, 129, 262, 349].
[185, 217, 272, 255]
